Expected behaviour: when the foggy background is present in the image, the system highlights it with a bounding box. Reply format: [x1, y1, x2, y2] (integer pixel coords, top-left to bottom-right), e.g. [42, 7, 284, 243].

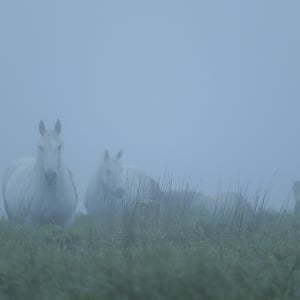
[0, 1, 299, 212]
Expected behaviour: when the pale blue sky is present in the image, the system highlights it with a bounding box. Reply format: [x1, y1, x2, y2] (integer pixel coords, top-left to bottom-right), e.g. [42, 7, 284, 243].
[0, 1, 299, 210]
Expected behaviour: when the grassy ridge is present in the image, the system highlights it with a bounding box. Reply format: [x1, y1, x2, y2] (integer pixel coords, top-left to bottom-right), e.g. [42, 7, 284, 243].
[0, 201, 299, 300]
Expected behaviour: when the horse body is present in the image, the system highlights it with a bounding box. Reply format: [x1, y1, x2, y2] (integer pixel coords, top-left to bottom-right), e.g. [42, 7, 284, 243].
[2, 120, 77, 226]
[121, 165, 160, 203]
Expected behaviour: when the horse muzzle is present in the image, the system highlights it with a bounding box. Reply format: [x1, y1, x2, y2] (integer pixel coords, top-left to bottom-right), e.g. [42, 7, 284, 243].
[45, 170, 57, 185]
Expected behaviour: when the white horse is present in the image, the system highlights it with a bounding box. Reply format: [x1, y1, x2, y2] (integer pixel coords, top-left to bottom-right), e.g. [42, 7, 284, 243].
[2, 120, 78, 226]
[84, 150, 160, 216]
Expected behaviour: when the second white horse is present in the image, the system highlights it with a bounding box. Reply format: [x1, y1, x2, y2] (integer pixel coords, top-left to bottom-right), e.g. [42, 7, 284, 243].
[84, 150, 160, 216]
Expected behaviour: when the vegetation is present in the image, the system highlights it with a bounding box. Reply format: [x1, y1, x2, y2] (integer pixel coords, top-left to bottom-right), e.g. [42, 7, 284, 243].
[0, 195, 299, 300]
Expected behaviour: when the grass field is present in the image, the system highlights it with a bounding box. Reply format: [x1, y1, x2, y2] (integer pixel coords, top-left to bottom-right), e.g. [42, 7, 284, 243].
[0, 196, 299, 300]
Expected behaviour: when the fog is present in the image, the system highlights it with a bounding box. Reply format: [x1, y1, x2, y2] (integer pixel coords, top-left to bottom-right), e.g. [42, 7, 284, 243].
[0, 1, 299, 212]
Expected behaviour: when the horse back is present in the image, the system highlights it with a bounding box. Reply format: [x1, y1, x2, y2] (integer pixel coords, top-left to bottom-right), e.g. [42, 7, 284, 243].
[122, 166, 160, 200]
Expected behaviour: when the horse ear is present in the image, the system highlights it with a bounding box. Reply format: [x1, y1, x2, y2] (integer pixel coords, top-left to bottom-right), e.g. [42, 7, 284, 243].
[54, 119, 61, 134]
[39, 120, 46, 136]
[104, 150, 110, 160]
[116, 150, 122, 160]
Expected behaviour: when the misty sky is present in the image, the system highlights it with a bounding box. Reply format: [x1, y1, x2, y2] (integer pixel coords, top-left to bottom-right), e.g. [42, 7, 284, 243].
[0, 1, 299, 211]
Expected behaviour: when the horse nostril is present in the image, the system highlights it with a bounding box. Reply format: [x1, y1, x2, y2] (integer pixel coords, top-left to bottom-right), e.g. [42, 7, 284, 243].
[45, 171, 57, 184]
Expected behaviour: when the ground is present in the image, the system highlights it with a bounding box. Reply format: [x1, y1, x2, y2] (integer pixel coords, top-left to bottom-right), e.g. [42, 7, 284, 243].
[0, 199, 299, 300]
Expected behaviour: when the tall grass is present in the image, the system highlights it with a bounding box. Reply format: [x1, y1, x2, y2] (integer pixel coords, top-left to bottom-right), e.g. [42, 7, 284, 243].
[0, 184, 299, 299]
